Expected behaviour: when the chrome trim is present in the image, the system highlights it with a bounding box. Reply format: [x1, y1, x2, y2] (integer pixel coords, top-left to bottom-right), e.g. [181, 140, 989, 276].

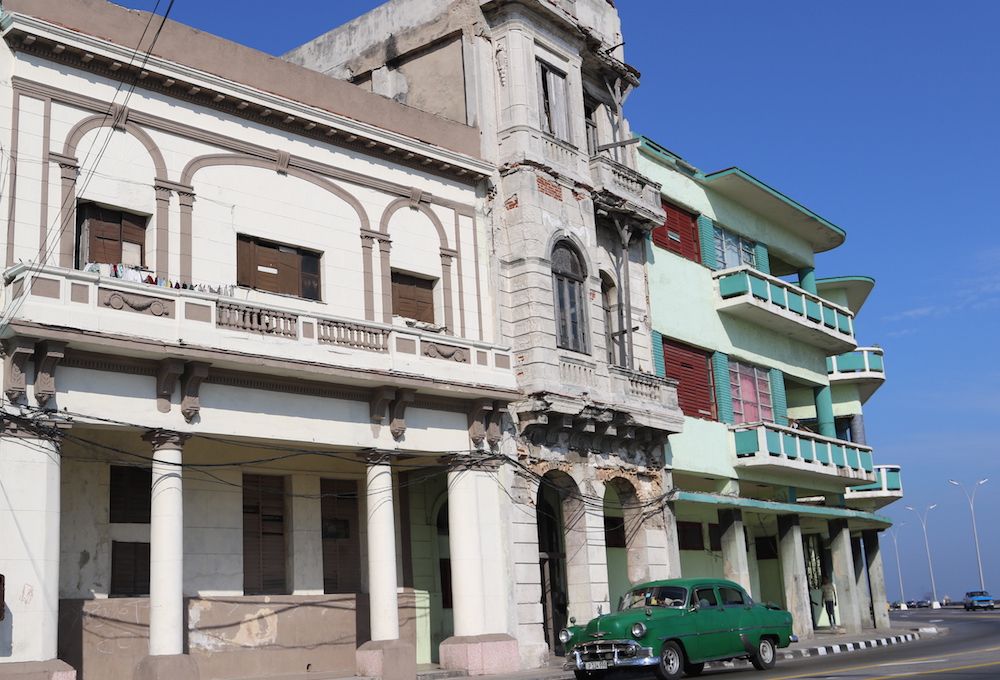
[564, 639, 659, 671]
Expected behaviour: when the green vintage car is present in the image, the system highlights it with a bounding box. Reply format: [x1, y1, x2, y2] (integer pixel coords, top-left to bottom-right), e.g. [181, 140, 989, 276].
[560, 578, 797, 680]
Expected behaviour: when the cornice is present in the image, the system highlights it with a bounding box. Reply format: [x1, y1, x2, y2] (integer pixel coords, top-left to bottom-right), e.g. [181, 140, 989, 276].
[2, 13, 493, 185]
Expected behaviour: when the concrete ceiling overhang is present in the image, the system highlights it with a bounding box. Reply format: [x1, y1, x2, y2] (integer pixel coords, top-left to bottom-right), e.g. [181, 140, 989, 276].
[699, 168, 846, 253]
[816, 276, 875, 315]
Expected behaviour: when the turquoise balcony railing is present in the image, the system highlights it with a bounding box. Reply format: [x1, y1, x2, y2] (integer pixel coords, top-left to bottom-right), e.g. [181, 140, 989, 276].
[827, 347, 886, 403]
[846, 464, 902, 494]
[732, 422, 876, 485]
[714, 266, 857, 355]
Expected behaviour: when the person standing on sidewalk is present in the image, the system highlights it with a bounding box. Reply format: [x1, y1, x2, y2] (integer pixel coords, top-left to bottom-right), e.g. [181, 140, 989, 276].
[821, 576, 837, 627]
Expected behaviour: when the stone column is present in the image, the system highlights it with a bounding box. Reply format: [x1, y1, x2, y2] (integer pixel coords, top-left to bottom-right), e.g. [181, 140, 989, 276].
[440, 456, 518, 674]
[0, 419, 69, 665]
[828, 519, 861, 634]
[288, 475, 323, 594]
[852, 536, 871, 628]
[813, 385, 836, 439]
[797, 266, 817, 294]
[864, 530, 891, 629]
[659, 472, 682, 579]
[356, 453, 415, 680]
[135, 430, 199, 680]
[719, 508, 751, 592]
[777, 515, 813, 641]
[564, 476, 610, 624]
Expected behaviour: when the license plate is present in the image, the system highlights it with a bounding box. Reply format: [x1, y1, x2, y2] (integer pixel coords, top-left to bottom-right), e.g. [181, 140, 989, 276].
[584, 661, 609, 671]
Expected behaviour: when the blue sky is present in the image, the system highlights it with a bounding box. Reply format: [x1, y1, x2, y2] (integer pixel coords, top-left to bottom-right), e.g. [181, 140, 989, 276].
[111, 0, 1000, 601]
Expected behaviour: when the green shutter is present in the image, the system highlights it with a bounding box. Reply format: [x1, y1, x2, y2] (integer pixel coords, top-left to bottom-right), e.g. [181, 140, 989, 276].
[698, 216, 716, 269]
[652, 331, 665, 377]
[769, 368, 787, 426]
[712, 352, 734, 424]
[754, 243, 770, 275]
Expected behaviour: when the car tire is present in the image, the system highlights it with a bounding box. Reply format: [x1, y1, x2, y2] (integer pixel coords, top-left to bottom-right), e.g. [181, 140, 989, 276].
[654, 641, 684, 680]
[751, 637, 776, 671]
[683, 660, 705, 676]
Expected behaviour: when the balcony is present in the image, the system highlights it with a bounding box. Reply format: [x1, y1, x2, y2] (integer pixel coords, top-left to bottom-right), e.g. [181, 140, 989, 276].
[589, 155, 665, 225]
[827, 347, 886, 403]
[3, 264, 518, 397]
[845, 465, 903, 509]
[732, 422, 876, 486]
[714, 266, 857, 355]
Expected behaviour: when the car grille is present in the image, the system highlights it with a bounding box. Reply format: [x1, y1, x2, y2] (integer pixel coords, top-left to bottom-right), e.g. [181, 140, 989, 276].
[574, 639, 644, 661]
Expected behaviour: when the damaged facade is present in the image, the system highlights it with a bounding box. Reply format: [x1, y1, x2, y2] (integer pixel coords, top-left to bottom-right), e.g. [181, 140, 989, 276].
[0, 1, 899, 680]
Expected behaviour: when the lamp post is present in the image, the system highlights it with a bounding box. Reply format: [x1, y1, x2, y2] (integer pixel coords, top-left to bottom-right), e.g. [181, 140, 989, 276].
[887, 522, 906, 606]
[949, 478, 988, 591]
[905, 504, 938, 605]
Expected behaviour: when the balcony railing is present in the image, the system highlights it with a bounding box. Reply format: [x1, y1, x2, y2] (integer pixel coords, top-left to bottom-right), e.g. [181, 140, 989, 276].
[3, 264, 516, 392]
[845, 465, 903, 508]
[713, 266, 857, 354]
[732, 422, 876, 485]
[589, 155, 665, 224]
[609, 365, 680, 411]
[827, 347, 886, 402]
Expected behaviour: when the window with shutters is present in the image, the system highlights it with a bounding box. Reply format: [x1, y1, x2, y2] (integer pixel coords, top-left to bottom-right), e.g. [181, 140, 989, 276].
[729, 359, 773, 425]
[661, 338, 715, 420]
[652, 201, 701, 263]
[677, 521, 704, 551]
[391, 271, 436, 323]
[243, 474, 287, 595]
[321, 479, 361, 594]
[714, 225, 756, 270]
[76, 203, 147, 267]
[552, 241, 588, 353]
[584, 96, 600, 156]
[110, 541, 150, 597]
[237, 234, 321, 301]
[537, 60, 570, 142]
[110, 465, 151, 524]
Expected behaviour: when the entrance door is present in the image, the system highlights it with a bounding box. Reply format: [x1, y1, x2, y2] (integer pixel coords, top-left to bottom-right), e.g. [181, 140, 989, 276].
[537, 496, 567, 652]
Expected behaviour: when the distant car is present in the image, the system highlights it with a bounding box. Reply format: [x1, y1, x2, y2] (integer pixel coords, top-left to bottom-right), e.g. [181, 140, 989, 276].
[915, 599, 931, 608]
[963, 591, 995, 610]
[560, 578, 796, 680]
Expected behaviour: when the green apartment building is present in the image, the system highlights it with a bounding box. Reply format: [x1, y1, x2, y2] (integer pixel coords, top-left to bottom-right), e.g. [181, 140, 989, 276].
[639, 137, 901, 639]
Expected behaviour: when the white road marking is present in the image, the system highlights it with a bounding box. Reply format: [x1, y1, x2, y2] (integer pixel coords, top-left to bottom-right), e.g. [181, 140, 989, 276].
[877, 659, 948, 667]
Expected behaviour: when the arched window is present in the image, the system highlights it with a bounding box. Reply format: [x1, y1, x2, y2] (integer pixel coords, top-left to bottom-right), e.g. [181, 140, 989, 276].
[552, 241, 588, 353]
[601, 273, 623, 366]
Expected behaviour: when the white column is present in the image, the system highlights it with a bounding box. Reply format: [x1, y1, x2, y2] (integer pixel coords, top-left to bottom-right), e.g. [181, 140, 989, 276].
[829, 518, 861, 634]
[143, 430, 189, 657]
[777, 514, 813, 641]
[719, 508, 751, 592]
[0, 422, 64, 661]
[366, 454, 399, 641]
[448, 462, 485, 636]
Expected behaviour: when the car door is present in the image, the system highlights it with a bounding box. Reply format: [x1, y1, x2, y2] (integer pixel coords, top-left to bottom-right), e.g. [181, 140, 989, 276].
[687, 585, 738, 661]
[719, 583, 758, 651]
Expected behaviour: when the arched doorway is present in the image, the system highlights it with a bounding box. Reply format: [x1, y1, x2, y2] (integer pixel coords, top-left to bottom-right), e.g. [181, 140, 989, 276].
[537, 472, 571, 653]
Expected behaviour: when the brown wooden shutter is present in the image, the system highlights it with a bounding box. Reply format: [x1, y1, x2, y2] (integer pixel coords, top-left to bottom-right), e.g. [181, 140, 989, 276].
[243, 474, 286, 595]
[237, 235, 255, 288]
[110, 541, 150, 596]
[87, 205, 123, 264]
[109, 466, 151, 524]
[662, 337, 715, 419]
[392, 273, 434, 323]
[253, 241, 281, 295]
[652, 201, 701, 263]
[321, 478, 361, 594]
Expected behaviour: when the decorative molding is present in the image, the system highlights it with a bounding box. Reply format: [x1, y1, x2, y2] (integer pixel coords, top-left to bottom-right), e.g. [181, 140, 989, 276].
[422, 342, 468, 363]
[275, 149, 291, 175]
[180, 362, 210, 422]
[33, 340, 66, 407]
[2, 337, 35, 403]
[369, 386, 396, 423]
[487, 400, 507, 447]
[408, 187, 423, 208]
[389, 388, 416, 440]
[100, 289, 174, 317]
[156, 359, 184, 414]
[142, 429, 191, 451]
[467, 398, 492, 447]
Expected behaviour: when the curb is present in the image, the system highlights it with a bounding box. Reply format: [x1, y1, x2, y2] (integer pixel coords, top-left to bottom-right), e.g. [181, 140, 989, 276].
[706, 632, 921, 670]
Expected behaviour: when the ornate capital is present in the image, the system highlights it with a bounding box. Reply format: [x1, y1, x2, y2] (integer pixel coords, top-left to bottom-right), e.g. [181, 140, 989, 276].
[444, 452, 503, 472]
[142, 429, 191, 451]
[180, 362, 210, 422]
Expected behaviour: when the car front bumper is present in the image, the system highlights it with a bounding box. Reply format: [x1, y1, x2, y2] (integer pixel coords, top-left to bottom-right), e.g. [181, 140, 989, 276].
[564, 639, 659, 671]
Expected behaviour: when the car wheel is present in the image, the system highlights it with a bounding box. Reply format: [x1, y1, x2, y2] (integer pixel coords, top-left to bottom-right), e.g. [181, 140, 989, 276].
[654, 641, 684, 680]
[683, 660, 705, 677]
[751, 636, 776, 671]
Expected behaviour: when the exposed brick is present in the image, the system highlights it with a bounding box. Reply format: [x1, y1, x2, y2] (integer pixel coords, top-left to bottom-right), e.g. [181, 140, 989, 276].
[536, 174, 563, 201]
[505, 193, 519, 210]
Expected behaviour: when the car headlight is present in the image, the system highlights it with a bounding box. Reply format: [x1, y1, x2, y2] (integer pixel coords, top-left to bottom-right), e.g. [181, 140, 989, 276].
[630, 622, 647, 639]
[558, 628, 572, 644]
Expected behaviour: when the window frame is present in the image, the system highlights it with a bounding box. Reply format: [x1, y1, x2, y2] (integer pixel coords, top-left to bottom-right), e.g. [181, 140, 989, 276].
[237, 234, 322, 301]
[713, 225, 756, 270]
[551, 241, 589, 354]
[109, 540, 150, 597]
[321, 478, 361, 594]
[661, 337, 715, 420]
[76, 202, 148, 268]
[677, 521, 705, 551]
[110, 465, 151, 524]
[729, 359, 773, 425]
[653, 201, 701, 263]
[390, 271, 436, 324]
[537, 59, 571, 142]
[243, 474, 287, 596]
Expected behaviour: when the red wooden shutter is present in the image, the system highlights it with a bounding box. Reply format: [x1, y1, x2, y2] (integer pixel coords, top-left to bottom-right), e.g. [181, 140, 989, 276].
[652, 201, 701, 263]
[662, 337, 715, 419]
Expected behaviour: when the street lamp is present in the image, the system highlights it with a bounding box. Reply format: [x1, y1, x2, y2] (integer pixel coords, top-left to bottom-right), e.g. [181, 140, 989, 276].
[949, 478, 989, 591]
[887, 522, 906, 605]
[905, 504, 938, 605]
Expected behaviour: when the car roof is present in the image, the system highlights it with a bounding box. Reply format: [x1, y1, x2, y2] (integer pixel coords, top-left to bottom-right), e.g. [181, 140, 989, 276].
[630, 578, 745, 591]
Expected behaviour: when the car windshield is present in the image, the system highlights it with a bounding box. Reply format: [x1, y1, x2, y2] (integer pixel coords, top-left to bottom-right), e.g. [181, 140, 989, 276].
[620, 585, 688, 610]
[969, 592, 990, 597]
